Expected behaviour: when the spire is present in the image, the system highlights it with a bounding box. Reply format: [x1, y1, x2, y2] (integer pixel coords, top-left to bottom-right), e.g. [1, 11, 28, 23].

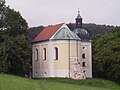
[78, 9, 80, 13]
[75, 9, 82, 28]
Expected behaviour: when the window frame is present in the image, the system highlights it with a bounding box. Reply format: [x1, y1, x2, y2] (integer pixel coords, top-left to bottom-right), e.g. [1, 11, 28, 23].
[43, 48, 46, 60]
[54, 47, 58, 60]
[82, 46, 86, 50]
[82, 62, 86, 67]
[35, 48, 38, 61]
[82, 53, 86, 59]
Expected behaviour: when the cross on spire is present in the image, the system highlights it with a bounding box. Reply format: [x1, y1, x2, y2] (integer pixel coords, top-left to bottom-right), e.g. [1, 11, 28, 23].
[78, 8, 80, 14]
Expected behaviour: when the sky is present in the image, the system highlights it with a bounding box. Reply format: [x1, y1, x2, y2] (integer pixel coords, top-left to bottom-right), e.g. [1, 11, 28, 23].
[5, 0, 120, 27]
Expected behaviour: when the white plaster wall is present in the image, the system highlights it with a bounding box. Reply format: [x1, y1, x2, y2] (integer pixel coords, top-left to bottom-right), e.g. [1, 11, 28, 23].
[33, 69, 69, 78]
[33, 69, 49, 78]
[83, 68, 92, 78]
[54, 70, 69, 77]
[81, 41, 92, 78]
[32, 40, 92, 78]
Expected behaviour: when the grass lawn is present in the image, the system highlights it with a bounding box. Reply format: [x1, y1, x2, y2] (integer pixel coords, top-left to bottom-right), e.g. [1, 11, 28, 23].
[0, 74, 120, 90]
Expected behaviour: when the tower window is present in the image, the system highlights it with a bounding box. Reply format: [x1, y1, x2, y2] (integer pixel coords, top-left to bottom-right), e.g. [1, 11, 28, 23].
[35, 49, 38, 61]
[82, 47, 85, 50]
[82, 62, 86, 67]
[43, 48, 46, 60]
[82, 53, 86, 59]
[54, 47, 58, 60]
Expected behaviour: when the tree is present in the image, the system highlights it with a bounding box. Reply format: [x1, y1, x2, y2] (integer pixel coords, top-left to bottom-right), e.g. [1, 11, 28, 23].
[0, 0, 6, 43]
[0, 1, 31, 76]
[4, 7, 28, 36]
[93, 29, 120, 83]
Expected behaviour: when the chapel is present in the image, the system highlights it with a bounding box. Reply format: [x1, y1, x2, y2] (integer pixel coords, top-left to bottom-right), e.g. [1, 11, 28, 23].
[32, 11, 92, 79]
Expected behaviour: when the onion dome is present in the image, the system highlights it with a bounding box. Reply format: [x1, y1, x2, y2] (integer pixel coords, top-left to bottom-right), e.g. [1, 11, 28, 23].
[73, 28, 90, 41]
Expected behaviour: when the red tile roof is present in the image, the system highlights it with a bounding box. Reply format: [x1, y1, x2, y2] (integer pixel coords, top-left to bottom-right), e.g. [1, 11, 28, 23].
[32, 23, 64, 42]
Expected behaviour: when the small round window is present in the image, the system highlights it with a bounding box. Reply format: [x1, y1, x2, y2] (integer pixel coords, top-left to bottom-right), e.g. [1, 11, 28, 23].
[83, 47, 85, 50]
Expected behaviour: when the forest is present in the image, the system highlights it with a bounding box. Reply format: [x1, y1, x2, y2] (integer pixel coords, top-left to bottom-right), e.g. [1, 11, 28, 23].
[93, 29, 120, 83]
[0, 0, 120, 83]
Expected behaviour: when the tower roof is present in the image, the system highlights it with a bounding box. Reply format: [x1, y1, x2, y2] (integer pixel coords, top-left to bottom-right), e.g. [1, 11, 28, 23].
[74, 11, 90, 41]
[53, 27, 80, 40]
[76, 10, 82, 19]
[73, 28, 90, 41]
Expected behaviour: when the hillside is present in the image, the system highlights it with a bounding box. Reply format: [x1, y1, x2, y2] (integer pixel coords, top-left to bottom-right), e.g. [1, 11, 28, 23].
[0, 74, 120, 90]
[67, 23, 116, 38]
[28, 23, 118, 41]
[28, 26, 44, 41]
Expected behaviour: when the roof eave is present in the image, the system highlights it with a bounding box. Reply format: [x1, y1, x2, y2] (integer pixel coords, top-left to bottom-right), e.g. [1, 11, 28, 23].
[31, 39, 49, 44]
[51, 38, 81, 41]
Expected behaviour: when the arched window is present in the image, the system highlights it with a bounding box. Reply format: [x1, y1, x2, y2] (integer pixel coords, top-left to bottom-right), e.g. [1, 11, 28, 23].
[35, 49, 38, 61]
[82, 62, 86, 67]
[54, 47, 58, 60]
[43, 48, 46, 60]
[82, 53, 86, 59]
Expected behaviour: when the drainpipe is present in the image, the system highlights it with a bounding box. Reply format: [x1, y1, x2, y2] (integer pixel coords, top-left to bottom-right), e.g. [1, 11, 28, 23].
[76, 40, 78, 60]
[32, 46, 35, 78]
[68, 39, 70, 78]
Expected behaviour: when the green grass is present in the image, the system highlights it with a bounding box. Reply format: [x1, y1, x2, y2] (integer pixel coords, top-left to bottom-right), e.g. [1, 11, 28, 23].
[0, 74, 120, 90]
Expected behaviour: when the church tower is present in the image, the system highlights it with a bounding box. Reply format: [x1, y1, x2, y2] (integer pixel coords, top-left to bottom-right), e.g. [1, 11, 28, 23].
[75, 10, 82, 28]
